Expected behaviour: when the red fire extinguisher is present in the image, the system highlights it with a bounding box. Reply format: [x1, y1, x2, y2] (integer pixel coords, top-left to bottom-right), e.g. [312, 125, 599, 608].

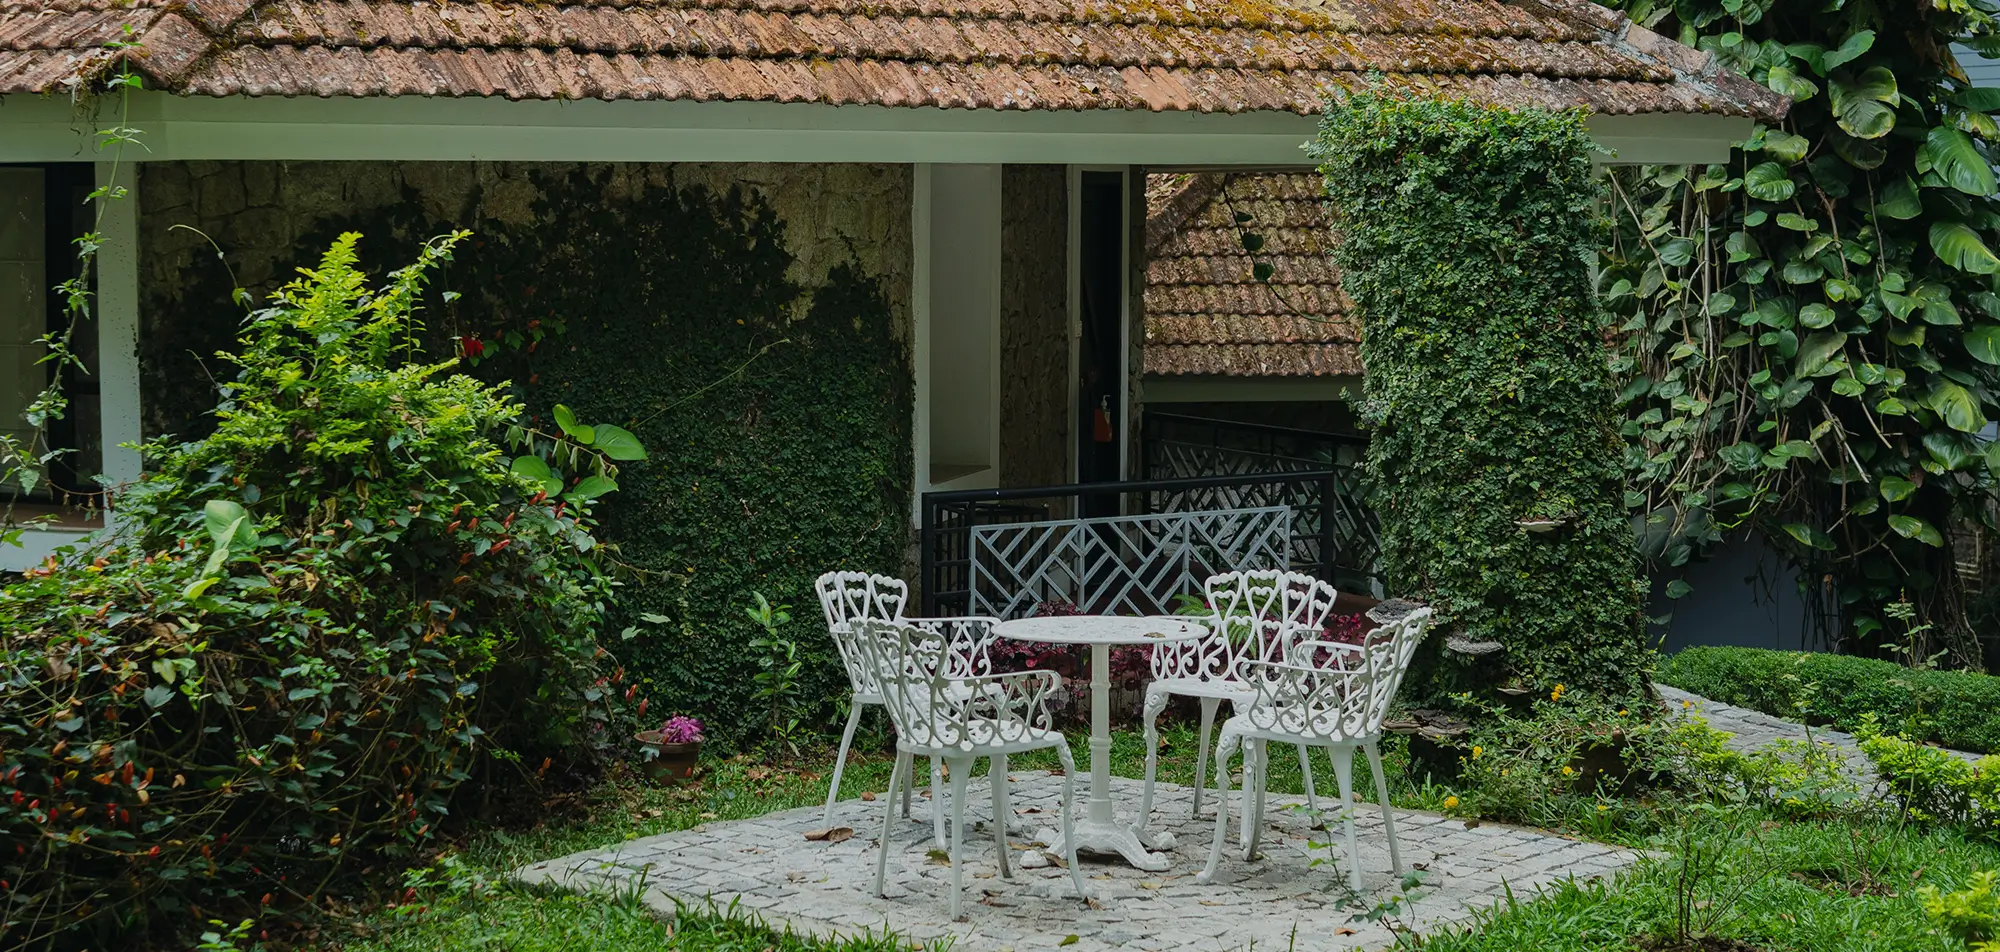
[1092, 396, 1115, 443]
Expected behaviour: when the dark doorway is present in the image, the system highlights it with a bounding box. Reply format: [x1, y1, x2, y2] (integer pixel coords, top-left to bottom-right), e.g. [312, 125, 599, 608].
[1076, 170, 1124, 514]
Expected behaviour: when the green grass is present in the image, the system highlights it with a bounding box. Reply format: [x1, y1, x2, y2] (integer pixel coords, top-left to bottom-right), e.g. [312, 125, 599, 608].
[1420, 816, 2000, 952]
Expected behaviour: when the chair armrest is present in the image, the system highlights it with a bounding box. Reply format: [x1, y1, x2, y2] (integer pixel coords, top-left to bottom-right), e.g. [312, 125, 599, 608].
[906, 615, 1003, 677]
[946, 668, 1063, 728]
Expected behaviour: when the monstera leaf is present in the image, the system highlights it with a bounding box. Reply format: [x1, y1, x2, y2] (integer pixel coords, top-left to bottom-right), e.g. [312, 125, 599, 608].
[1920, 125, 1997, 196]
[1931, 221, 2000, 274]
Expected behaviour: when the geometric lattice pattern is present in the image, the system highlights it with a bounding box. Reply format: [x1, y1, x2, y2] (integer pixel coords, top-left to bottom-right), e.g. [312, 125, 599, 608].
[968, 506, 1290, 618]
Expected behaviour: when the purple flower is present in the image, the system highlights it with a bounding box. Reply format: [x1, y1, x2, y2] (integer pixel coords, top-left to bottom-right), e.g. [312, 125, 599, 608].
[660, 715, 705, 744]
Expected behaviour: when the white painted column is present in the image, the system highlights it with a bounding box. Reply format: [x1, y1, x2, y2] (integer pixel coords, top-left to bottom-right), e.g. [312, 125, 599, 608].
[94, 161, 143, 496]
[910, 163, 932, 527]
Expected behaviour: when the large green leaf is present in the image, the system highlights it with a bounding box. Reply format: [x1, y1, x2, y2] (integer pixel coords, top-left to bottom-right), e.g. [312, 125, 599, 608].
[1821, 30, 1875, 72]
[1764, 130, 1811, 162]
[1743, 162, 1797, 201]
[1930, 221, 2000, 274]
[1925, 431, 1980, 470]
[1878, 477, 1917, 502]
[1795, 331, 1847, 377]
[1954, 86, 2000, 112]
[564, 475, 619, 503]
[591, 424, 648, 461]
[1877, 177, 1923, 219]
[1888, 514, 1945, 547]
[204, 499, 252, 547]
[1925, 380, 1989, 433]
[551, 403, 595, 444]
[510, 455, 565, 496]
[1830, 67, 1898, 139]
[1781, 522, 1836, 551]
[1965, 324, 2000, 364]
[1766, 65, 1820, 100]
[1920, 125, 1997, 197]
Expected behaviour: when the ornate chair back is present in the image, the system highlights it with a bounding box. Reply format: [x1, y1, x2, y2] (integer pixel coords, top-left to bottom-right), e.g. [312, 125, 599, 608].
[1152, 570, 1339, 685]
[851, 620, 1055, 751]
[1238, 607, 1434, 743]
[815, 571, 909, 697]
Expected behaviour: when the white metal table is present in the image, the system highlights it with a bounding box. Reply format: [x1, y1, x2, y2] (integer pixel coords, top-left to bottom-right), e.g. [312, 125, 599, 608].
[992, 614, 1207, 871]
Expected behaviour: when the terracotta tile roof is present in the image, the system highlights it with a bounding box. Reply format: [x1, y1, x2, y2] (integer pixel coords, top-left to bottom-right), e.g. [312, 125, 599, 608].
[1144, 171, 1361, 378]
[1, 0, 1786, 119]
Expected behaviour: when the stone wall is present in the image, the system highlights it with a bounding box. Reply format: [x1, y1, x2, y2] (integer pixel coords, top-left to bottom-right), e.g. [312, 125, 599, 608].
[136, 161, 912, 438]
[999, 164, 1070, 489]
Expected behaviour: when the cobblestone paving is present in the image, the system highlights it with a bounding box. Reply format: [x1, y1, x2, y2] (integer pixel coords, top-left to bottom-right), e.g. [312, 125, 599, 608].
[1655, 683, 1981, 778]
[517, 772, 1640, 951]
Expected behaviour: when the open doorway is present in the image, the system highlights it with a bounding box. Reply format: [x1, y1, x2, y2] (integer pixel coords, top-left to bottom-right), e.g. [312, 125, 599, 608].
[1075, 169, 1125, 513]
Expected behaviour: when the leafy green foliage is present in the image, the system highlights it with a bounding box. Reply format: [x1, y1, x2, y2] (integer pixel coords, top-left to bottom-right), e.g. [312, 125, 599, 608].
[1660, 646, 2000, 753]
[1602, 0, 2000, 662]
[0, 235, 641, 948]
[1310, 93, 1650, 703]
[144, 169, 912, 750]
[1858, 722, 2000, 836]
[1924, 870, 2000, 950]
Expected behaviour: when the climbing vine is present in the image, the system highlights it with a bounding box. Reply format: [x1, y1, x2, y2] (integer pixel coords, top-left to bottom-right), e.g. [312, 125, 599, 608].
[1312, 93, 1651, 704]
[1602, 0, 2000, 666]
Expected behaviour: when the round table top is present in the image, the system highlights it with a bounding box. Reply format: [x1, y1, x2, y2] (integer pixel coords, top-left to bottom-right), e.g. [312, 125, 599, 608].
[992, 615, 1208, 646]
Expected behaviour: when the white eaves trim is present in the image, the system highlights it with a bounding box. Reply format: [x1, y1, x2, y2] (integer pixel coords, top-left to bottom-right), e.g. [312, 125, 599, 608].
[0, 93, 1751, 167]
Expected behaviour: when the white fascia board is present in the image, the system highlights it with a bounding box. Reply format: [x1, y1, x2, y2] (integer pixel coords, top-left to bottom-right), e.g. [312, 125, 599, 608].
[1586, 113, 1753, 166]
[1, 92, 1750, 166]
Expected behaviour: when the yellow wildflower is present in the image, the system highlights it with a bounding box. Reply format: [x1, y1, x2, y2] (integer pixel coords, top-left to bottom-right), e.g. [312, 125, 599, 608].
[1617, 709, 1628, 717]
[1550, 683, 1567, 701]
[1596, 803, 1609, 812]
[1442, 796, 1460, 809]
[1471, 745, 1483, 760]
[1561, 765, 1575, 777]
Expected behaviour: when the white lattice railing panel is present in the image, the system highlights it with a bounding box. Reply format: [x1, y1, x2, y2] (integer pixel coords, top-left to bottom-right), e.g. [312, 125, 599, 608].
[967, 506, 1291, 619]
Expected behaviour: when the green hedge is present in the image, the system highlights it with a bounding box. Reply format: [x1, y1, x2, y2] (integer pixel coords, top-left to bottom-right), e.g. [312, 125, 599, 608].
[1660, 647, 2000, 754]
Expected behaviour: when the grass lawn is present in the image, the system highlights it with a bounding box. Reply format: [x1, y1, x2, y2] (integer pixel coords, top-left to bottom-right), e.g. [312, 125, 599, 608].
[326, 720, 1995, 952]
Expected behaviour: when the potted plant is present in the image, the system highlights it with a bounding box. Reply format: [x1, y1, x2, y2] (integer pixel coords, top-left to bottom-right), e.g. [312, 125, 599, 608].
[636, 715, 705, 784]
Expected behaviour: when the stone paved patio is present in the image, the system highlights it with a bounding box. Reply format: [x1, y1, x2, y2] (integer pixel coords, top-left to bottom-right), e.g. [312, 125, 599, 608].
[517, 772, 1640, 951]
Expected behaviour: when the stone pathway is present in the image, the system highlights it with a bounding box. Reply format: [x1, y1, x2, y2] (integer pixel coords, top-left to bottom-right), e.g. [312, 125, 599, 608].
[518, 773, 1639, 952]
[1655, 683, 1982, 777]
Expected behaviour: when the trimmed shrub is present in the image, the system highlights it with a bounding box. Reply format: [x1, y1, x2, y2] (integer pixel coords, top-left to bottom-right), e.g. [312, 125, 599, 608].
[1661, 647, 2000, 754]
[0, 235, 639, 947]
[1310, 93, 1649, 704]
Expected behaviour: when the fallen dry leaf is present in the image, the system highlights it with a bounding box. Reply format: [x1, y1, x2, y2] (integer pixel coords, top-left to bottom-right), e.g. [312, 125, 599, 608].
[860, 791, 877, 801]
[1335, 927, 1357, 936]
[926, 848, 952, 865]
[803, 827, 855, 843]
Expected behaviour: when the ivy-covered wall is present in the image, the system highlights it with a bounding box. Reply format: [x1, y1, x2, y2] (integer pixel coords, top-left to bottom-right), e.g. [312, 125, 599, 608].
[137, 160, 914, 747]
[1000, 165, 1071, 489]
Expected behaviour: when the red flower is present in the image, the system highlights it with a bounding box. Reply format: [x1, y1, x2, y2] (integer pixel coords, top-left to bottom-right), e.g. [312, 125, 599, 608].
[461, 336, 486, 359]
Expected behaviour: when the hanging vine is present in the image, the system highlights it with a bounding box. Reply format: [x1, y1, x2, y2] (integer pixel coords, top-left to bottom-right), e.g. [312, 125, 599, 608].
[1602, 0, 2000, 666]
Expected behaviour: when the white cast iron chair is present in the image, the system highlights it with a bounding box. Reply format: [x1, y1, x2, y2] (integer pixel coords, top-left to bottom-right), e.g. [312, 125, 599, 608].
[815, 571, 999, 844]
[1195, 607, 1433, 891]
[1138, 570, 1341, 835]
[851, 619, 1092, 921]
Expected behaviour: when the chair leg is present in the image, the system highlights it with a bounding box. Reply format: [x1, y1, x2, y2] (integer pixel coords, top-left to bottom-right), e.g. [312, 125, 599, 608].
[992, 753, 1012, 881]
[1296, 743, 1319, 812]
[1331, 744, 1362, 893]
[1243, 740, 1268, 862]
[901, 750, 914, 819]
[1365, 738, 1403, 875]
[946, 757, 974, 922]
[875, 751, 908, 898]
[1055, 743, 1091, 906]
[930, 757, 948, 850]
[1196, 729, 1241, 885]
[1191, 696, 1220, 818]
[823, 702, 865, 825]
[1238, 737, 1262, 849]
[1138, 687, 1170, 831]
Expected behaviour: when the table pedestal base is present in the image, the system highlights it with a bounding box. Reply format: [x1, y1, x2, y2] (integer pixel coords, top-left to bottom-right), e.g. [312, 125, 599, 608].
[1038, 816, 1176, 872]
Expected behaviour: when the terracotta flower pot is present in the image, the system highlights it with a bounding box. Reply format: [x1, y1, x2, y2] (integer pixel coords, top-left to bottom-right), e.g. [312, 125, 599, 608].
[635, 730, 702, 784]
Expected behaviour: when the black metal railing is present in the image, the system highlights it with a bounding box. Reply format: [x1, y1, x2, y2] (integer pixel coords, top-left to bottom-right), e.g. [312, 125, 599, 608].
[919, 468, 1378, 617]
[1141, 412, 1368, 479]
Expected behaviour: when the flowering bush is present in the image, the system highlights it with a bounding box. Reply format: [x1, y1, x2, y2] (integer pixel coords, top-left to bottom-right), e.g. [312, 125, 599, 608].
[660, 716, 706, 745]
